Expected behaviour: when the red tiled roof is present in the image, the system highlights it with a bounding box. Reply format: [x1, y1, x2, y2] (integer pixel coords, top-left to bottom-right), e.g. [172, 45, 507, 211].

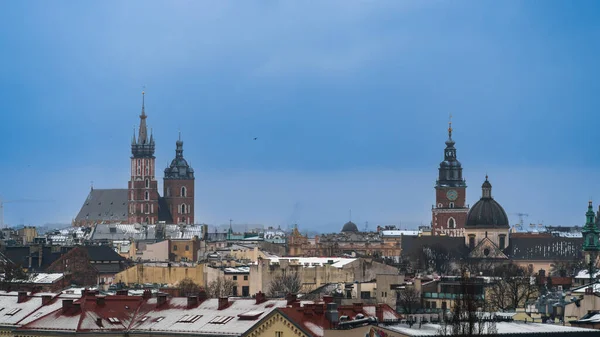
[277, 302, 400, 337]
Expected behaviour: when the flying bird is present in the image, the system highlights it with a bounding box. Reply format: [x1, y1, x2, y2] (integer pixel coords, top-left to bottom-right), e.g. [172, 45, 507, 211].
[253, 137, 258, 140]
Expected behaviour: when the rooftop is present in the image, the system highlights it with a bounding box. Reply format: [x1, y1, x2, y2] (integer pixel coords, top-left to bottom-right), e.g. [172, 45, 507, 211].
[384, 322, 597, 336]
[266, 257, 356, 268]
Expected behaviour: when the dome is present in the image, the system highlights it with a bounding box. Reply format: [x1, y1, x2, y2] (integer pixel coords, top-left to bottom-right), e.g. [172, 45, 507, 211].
[466, 176, 509, 228]
[341, 221, 359, 233]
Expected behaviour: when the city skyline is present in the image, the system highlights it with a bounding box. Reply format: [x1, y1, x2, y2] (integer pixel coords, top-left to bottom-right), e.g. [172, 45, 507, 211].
[1, 1, 600, 230]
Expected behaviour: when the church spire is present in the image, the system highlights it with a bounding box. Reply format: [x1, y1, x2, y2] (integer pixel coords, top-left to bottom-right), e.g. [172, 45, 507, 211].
[437, 116, 465, 188]
[138, 91, 148, 145]
[481, 175, 492, 199]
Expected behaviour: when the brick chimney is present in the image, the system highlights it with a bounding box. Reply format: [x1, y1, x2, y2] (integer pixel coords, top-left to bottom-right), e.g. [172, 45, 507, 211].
[116, 290, 128, 296]
[286, 293, 297, 306]
[96, 295, 106, 306]
[353, 302, 363, 312]
[187, 296, 199, 308]
[314, 303, 324, 315]
[62, 299, 74, 313]
[198, 289, 208, 302]
[375, 305, 383, 322]
[41, 295, 52, 306]
[255, 291, 266, 305]
[323, 296, 333, 304]
[17, 291, 27, 303]
[142, 289, 152, 300]
[157, 293, 167, 307]
[218, 297, 229, 310]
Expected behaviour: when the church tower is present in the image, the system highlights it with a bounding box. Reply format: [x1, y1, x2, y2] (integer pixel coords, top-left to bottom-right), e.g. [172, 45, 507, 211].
[128, 92, 160, 224]
[583, 201, 600, 282]
[163, 134, 195, 224]
[431, 118, 469, 236]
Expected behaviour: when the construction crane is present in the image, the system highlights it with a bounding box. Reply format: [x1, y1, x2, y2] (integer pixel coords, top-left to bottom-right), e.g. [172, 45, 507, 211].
[0, 199, 49, 228]
[511, 212, 529, 230]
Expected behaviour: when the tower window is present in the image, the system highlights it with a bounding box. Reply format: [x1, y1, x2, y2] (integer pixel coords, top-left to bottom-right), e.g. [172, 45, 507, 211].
[499, 235, 506, 250]
[181, 217, 186, 223]
[130, 192, 134, 201]
[181, 186, 187, 197]
[448, 218, 456, 229]
[145, 191, 149, 201]
[166, 188, 171, 197]
[181, 204, 186, 214]
[144, 217, 149, 223]
[145, 179, 149, 188]
[449, 202, 454, 209]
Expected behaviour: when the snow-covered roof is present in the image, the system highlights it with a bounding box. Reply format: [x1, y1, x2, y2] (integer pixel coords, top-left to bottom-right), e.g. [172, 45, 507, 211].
[130, 298, 287, 335]
[0, 292, 80, 328]
[224, 266, 250, 274]
[266, 257, 356, 268]
[575, 270, 600, 279]
[571, 281, 600, 293]
[15, 273, 64, 284]
[380, 230, 420, 237]
[384, 322, 597, 335]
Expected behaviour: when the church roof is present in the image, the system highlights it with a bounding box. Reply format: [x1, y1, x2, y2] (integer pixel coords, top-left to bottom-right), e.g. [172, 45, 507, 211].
[74, 189, 128, 223]
[164, 138, 194, 180]
[466, 177, 509, 228]
[341, 221, 359, 233]
[506, 237, 583, 261]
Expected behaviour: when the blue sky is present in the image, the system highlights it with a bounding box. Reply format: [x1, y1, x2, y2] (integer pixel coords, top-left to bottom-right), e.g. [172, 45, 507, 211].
[1, 1, 599, 231]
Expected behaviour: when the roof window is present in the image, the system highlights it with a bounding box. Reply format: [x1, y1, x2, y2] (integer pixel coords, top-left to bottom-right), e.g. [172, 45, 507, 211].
[209, 316, 234, 324]
[5, 308, 21, 316]
[108, 317, 121, 324]
[178, 314, 202, 323]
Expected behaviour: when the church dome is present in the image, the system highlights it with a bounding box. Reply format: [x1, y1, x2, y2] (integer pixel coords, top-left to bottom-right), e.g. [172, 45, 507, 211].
[466, 176, 509, 228]
[341, 221, 359, 233]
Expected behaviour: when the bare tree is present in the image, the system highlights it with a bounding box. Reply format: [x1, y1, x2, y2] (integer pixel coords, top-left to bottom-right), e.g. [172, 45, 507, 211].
[396, 286, 421, 316]
[550, 258, 585, 277]
[438, 273, 496, 336]
[268, 271, 302, 297]
[206, 277, 237, 298]
[178, 278, 202, 296]
[0, 260, 27, 292]
[411, 244, 462, 275]
[487, 264, 537, 312]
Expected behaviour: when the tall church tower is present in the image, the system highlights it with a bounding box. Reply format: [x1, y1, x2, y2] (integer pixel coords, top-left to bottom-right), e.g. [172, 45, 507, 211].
[583, 201, 600, 282]
[431, 118, 469, 236]
[163, 134, 195, 224]
[128, 92, 159, 224]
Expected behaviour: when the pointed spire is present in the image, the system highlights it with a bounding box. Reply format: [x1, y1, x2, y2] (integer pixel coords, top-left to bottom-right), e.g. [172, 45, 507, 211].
[448, 113, 453, 139]
[138, 91, 148, 145]
[150, 127, 154, 144]
[482, 175, 492, 199]
[132, 126, 136, 145]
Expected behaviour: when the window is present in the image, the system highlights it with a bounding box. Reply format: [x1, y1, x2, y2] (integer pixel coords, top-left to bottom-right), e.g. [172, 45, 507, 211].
[499, 235, 506, 250]
[448, 218, 455, 229]
[276, 332, 283, 337]
[232, 286, 238, 297]
[185, 245, 189, 251]
[145, 179, 149, 188]
[166, 188, 171, 197]
[174, 245, 178, 251]
[243, 275, 248, 281]
[449, 202, 454, 209]
[242, 286, 250, 297]
[233, 276, 237, 280]
[181, 186, 187, 197]
[181, 204, 186, 214]
[431, 302, 436, 309]
[145, 191, 149, 200]
[469, 235, 475, 249]
[181, 217, 186, 223]
[208, 316, 234, 324]
[144, 217, 149, 223]
[108, 317, 121, 324]
[442, 301, 447, 310]
[5, 308, 21, 316]
[178, 315, 202, 323]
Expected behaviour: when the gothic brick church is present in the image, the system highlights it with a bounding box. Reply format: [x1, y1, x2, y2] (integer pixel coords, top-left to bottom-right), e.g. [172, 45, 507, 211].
[74, 93, 195, 227]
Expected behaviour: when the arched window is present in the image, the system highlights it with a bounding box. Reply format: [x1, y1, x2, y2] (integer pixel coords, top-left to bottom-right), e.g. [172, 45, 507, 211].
[145, 191, 149, 200]
[449, 202, 455, 209]
[448, 218, 456, 229]
[181, 217, 186, 223]
[130, 192, 134, 201]
[166, 188, 171, 197]
[145, 179, 149, 188]
[181, 204, 186, 214]
[181, 186, 187, 197]
[499, 235, 506, 250]
[144, 217, 149, 223]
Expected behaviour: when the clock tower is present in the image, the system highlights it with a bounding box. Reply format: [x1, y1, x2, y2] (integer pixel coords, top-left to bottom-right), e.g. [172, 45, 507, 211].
[432, 118, 469, 236]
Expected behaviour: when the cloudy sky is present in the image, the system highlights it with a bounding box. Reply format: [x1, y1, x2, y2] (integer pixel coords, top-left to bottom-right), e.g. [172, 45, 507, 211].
[1, 1, 599, 231]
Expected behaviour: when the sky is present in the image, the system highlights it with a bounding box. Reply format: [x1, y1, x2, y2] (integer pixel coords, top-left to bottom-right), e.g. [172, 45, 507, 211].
[1, 1, 600, 231]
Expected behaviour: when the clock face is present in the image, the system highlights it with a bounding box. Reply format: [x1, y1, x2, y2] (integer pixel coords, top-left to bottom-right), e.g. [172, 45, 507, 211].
[446, 189, 458, 201]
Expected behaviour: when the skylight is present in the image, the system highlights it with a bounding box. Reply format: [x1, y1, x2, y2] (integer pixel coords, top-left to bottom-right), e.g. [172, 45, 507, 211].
[108, 317, 121, 324]
[5, 308, 21, 316]
[178, 314, 202, 323]
[155, 317, 165, 322]
[209, 316, 234, 324]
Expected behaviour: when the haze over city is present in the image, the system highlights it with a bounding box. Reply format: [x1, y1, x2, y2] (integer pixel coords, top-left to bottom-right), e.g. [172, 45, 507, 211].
[1, 1, 600, 230]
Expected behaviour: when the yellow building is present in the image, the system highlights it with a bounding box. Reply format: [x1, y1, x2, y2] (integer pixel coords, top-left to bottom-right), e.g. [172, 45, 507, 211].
[114, 263, 205, 286]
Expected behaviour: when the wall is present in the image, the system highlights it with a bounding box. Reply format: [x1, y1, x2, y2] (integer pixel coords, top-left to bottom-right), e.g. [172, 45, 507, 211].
[114, 264, 205, 286]
[325, 325, 408, 337]
[564, 292, 600, 323]
[376, 274, 406, 308]
[170, 237, 199, 262]
[139, 240, 170, 262]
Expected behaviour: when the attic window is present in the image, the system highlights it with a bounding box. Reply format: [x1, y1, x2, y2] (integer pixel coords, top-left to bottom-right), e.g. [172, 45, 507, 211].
[238, 310, 264, 320]
[155, 317, 165, 322]
[5, 308, 21, 316]
[140, 316, 149, 322]
[108, 317, 121, 324]
[178, 314, 202, 323]
[209, 316, 234, 324]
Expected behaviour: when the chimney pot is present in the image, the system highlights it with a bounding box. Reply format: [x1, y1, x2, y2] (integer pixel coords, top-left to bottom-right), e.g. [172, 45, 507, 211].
[255, 291, 266, 304]
[62, 299, 74, 312]
[187, 296, 199, 308]
[17, 291, 27, 303]
[375, 305, 384, 322]
[286, 293, 297, 306]
[157, 293, 167, 307]
[198, 289, 208, 302]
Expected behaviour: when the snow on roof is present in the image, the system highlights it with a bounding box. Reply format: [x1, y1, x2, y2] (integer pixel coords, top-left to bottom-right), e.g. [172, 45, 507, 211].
[130, 298, 287, 335]
[224, 266, 250, 274]
[384, 322, 597, 336]
[380, 230, 420, 237]
[0, 292, 79, 328]
[267, 257, 356, 268]
[575, 269, 600, 279]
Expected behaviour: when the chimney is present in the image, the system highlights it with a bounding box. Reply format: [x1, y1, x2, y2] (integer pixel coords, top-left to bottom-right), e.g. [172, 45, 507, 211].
[314, 303, 324, 315]
[375, 305, 383, 322]
[42, 295, 52, 306]
[62, 299, 74, 312]
[325, 303, 339, 325]
[218, 297, 229, 310]
[353, 302, 363, 312]
[198, 289, 208, 302]
[286, 293, 297, 306]
[323, 296, 333, 304]
[96, 295, 106, 306]
[255, 291, 266, 305]
[187, 296, 198, 308]
[72, 303, 81, 312]
[142, 289, 152, 300]
[96, 317, 103, 327]
[17, 291, 27, 303]
[157, 293, 167, 307]
[303, 303, 313, 315]
[539, 269, 546, 278]
[116, 290, 128, 296]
